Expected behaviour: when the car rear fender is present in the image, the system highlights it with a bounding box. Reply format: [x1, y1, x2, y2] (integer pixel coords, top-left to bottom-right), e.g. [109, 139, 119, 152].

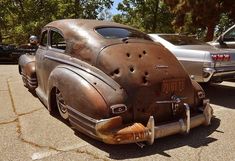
[18, 54, 36, 74]
[47, 65, 127, 120]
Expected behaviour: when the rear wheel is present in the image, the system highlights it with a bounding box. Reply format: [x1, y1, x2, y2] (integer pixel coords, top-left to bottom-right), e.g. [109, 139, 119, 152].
[56, 88, 69, 120]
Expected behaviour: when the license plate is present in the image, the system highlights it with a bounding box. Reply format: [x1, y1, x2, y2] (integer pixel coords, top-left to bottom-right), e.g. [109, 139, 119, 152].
[161, 78, 185, 94]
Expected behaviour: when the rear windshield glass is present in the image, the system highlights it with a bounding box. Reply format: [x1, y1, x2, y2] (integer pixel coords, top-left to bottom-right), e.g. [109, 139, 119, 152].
[159, 35, 206, 45]
[95, 27, 152, 40]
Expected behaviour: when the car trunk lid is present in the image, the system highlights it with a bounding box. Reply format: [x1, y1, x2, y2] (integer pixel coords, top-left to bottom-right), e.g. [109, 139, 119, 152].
[96, 42, 195, 124]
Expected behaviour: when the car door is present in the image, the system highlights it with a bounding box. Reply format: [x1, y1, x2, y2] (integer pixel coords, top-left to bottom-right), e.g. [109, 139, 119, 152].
[42, 28, 70, 93]
[36, 29, 48, 95]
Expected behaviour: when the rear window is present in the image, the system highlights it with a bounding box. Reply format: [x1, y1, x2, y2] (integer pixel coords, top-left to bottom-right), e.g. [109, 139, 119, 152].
[159, 35, 206, 45]
[95, 27, 151, 40]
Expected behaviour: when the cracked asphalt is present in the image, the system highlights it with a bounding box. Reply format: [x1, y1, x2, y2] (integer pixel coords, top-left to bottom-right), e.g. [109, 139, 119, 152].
[1, 64, 235, 161]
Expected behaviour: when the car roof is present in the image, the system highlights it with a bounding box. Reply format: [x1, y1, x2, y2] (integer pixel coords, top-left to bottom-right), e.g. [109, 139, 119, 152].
[44, 19, 141, 46]
[45, 19, 134, 37]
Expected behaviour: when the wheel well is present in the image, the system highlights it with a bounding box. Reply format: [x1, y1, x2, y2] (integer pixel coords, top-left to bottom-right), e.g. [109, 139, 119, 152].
[49, 87, 59, 115]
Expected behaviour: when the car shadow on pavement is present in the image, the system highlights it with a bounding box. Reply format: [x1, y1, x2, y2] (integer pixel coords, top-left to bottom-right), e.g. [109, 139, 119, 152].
[201, 83, 235, 109]
[73, 117, 220, 160]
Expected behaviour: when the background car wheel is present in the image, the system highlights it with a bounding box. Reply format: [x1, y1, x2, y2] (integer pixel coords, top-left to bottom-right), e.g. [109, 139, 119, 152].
[56, 88, 69, 120]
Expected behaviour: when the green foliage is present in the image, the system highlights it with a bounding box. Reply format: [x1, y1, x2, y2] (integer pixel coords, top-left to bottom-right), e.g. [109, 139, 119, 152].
[0, 0, 113, 44]
[164, 0, 235, 41]
[112, 0, 174, 33]
[1, 0, 234, 44]
[216, 13, 234, 37]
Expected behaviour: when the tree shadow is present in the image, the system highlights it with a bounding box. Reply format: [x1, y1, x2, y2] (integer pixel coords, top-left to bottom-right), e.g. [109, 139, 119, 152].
[73, 117, 220, 160]
[201, 82, 235, 109]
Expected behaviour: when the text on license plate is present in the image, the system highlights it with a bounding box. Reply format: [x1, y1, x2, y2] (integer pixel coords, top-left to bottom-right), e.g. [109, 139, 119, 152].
[161, 78, 185, 94]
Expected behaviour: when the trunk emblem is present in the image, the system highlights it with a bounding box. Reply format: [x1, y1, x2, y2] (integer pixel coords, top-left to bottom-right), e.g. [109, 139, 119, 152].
[156, 65, 168, 69]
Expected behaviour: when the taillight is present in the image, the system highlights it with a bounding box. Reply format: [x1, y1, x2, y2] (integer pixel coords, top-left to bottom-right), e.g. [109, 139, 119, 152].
[224, 54, 231, 61]
[211, 54, 231, 61]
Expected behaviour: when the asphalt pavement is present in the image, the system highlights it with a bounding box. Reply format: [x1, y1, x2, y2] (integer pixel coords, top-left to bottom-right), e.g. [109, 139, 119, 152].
[0, 64, 235, 161]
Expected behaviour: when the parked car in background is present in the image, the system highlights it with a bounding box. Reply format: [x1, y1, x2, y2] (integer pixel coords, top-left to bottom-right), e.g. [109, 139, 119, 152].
[209, 24, 235, 48]
[0, 44, 18, 62]
[19, 19, 212, 145]
[149, 34, 235, 83]
[0, 44, 36, 63]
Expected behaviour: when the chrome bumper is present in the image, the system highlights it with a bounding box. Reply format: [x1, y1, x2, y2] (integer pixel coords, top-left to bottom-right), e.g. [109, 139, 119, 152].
[95, 103, 213, 145]
[202, 67, 235, 82]
[21, 72, 37, 89]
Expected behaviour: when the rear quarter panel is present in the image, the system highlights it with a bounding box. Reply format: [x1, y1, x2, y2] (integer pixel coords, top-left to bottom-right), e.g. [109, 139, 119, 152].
[47, 65, 127, 120]
[172, 48, 206, 82]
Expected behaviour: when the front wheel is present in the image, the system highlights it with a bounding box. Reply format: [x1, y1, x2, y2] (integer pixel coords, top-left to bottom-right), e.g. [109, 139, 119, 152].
[56, 88, 69, 120]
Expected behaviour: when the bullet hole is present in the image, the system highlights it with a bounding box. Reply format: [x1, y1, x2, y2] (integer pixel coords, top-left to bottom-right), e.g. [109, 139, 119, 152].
[110, 68, 120, 76]
[139, 54, 142, 58]
[126, 53, 130, 57]
[145, 71, 149, 76]
[130, 67, 134, 72]
[114, 68, 120, 75]
[143, 50, 146, 55]
[93, 82, 97, 85]
[142, 76, 148, 84]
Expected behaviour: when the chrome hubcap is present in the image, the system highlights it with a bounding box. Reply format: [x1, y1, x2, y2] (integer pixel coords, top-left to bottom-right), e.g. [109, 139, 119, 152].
[56, 90, 67, 114]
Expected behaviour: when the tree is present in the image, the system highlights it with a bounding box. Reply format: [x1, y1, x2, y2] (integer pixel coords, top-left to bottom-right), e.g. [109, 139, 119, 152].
[113, 0, 174, 33]
[0, 0, 16, 43]
[98, 8, 112, 20]
[215, 13, 234, 37]
[164, 0, 235, 41]
[0, 0, 113, 44]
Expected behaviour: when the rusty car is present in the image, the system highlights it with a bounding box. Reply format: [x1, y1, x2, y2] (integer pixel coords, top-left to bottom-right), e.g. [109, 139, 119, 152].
[149, 34, 235, 83]
[18, 19, 213, 145]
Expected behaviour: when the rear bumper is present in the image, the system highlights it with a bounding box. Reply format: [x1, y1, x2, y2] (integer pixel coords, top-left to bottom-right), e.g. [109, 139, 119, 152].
[203, 67, 235, 82]
[211, 70, 235, 82]
[69, 102, 213, 145]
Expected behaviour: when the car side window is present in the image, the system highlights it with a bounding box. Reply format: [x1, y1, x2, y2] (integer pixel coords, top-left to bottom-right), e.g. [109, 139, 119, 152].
[51, 31, 66, 50]
[224, 27, 235, 42]
[40, 30, 48, 46]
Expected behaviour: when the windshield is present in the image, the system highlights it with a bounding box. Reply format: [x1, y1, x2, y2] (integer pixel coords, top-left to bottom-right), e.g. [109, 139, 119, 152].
[96, 27, 152, 41]
[159, 35, 206, 45]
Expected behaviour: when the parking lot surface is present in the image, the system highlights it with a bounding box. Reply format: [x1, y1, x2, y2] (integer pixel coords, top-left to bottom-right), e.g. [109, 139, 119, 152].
[0, 65, 235, 161]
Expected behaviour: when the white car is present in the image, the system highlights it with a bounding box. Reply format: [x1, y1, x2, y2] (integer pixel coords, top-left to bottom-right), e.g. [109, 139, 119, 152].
[149, 34, 235, 83]
[209, 24, 235, 49]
